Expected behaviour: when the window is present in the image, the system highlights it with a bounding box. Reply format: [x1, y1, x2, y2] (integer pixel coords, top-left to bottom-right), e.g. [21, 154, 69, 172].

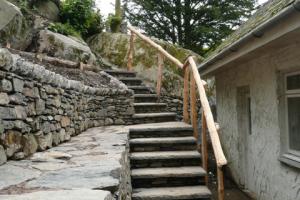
[279, 71, 300, 168]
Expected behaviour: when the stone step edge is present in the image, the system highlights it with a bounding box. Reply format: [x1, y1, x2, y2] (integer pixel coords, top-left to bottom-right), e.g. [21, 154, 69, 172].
[133, 103, 167, 107]
[130, 151, 201, 160]
[129, 136, 196, 145]
[132, 185, 212, 200]
[131, 166, 207, 179]
[133, 113, 177, 118]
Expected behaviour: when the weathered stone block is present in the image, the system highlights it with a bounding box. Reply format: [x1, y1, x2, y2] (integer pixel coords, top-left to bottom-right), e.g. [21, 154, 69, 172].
[0, 48, 12, 71]
[0, 145, 7, 165]
[35, 131, 53, 151]
[105, 118, 114, 126]
[0, 106, 16, 119]
[36, 99, 45, 115]
[0, 79, 12, 92]
[9, 93, 26, 105]
[61, 116, 70, 128]
[15, 106, 27, 119]
[0, 93, 9, 105]
[22, 134, 38, 156]
[0, 130, 22, 158]
[12, 78, 24, 93]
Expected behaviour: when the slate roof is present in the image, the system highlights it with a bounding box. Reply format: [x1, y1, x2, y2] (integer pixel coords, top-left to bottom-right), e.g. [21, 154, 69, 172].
[202, 0, 296, 65]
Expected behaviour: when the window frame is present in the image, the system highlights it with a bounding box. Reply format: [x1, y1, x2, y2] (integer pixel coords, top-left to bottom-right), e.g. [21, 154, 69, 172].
[278, 70, 300, 168]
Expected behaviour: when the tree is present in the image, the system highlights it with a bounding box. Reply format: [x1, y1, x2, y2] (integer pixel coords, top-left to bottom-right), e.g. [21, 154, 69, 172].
[125, 0, 256, 55]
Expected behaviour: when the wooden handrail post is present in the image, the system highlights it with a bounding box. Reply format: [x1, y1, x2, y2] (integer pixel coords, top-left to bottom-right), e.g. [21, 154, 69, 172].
[217, 166, 225, 200]
[183, 66, 190, 123]
[79, 62, 84, 71]
[190, 74, 198, 138]
[127, 31, 135, 71]
[201, 111, 208, 185]
[156, 53, 164, 97]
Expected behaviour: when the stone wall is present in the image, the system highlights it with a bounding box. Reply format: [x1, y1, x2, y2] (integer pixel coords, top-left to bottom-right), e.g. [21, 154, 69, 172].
[0, 48, 134, 165]
[160, 94, 183, 121]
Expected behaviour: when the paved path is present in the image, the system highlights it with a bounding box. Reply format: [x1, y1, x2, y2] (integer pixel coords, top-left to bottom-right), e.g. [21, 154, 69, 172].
[0, 126, 128, 200]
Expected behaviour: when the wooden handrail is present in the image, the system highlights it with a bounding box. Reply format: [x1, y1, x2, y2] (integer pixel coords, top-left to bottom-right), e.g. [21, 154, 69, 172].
[126, 25, 227, 200]
[128, 25, 183, 69]
[187, 57, 227, 166]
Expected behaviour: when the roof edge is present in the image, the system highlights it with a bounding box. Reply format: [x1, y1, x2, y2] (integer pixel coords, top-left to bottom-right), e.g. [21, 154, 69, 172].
[199, 0, 300, 73]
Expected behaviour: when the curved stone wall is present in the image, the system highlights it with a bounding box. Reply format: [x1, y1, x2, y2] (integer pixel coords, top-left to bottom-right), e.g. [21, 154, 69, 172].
[0, 48, 134, 165]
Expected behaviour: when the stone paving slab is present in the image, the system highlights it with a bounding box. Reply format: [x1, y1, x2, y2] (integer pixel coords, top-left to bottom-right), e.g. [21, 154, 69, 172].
[0, 126, 128, 200]
[0, 189, 113, 200]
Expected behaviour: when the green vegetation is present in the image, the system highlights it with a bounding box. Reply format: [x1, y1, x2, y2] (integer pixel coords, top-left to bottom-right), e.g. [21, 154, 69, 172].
[106, 0, 122, 33]
[124, 0, 256, 56]
[48, 22, 81, 38]
[60, 0, 104, 39]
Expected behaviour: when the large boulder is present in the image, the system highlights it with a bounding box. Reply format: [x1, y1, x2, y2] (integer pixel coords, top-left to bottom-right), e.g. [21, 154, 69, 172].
[88, 32, 203, 96]
[37, 30, 97, 65]
[35, 0, 60, 21]
[0, 0, 32, 50]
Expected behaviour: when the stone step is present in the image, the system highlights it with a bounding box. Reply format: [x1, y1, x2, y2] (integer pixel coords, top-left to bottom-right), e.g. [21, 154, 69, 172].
[132, 166, 206, 188]
[134, 94, 159, 103]
[119, 77, 143, 86]
[132, 186, 212, 200]
[128, 86, 154, 94]
[104, 70, 137, 78]
[130, 151, 201, 168]
[130, 137, 197, 152]
[129, 122, 193, 139]
[134, 103, 167, 113]
[133, 112, 177, 124]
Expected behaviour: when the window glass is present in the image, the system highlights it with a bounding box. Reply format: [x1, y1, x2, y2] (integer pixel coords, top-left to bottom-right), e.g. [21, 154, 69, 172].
[288, 97, 300, 151]
[287, 74, 300, 90]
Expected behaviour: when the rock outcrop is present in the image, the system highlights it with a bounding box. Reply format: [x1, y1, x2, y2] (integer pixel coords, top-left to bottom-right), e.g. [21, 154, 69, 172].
[37, 30, 98, 66]
[88, 32, 203, 96]
[0, 0, 32, 50]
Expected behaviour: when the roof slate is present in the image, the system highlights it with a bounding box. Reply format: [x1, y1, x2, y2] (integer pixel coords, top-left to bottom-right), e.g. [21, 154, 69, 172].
[204, 0, 295, 62]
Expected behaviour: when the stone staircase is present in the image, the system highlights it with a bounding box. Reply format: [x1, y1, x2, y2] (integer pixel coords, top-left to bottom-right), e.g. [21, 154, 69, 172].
[105, 70, 212, 200]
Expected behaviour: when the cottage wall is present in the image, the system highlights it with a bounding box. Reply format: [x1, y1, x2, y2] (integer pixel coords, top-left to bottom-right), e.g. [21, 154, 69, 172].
[215, 42, 300, 200]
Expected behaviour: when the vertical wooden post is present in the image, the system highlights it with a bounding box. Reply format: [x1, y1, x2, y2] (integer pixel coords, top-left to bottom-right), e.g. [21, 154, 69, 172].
[127, 31, 135, 71]
[183, 66, 190, 123]
[217, 166, 225, 200]
[190, 74, 198, 138]
[201, 111, 208, 185]
[156, 53, 164, 97]
[79, 62, 84, 71]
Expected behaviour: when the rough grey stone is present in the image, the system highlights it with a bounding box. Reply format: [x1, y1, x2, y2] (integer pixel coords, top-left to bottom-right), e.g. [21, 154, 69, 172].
[0, 1, 32, 50]
[0, 145, 7, 165]
[105, 118, 114, 126]
[0, 189, 113, 200]
[37, 30, 97, 65]
[0, 93, 9, 105]
[35, 131, 53, 151]
[0, 48, 12, 70]
[12, 78, 24, 92]
[9, 93, 26, 105]
[0, 130, 22, 158]
[35, 99, 45, 115]
[0, 164, 41, 190]
[15, 106, 27, 119]
[0, 79, 12, 92]
[0, 106, 16, 119]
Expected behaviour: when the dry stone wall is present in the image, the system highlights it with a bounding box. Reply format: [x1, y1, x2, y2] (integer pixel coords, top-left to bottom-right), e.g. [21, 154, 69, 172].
[0, 48, 134, 165]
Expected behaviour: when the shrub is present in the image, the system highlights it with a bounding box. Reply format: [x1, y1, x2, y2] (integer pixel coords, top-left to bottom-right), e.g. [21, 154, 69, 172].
[106, 15, 122, 33]
[60, 0, 104, 39]
[48, 22, 81, 38]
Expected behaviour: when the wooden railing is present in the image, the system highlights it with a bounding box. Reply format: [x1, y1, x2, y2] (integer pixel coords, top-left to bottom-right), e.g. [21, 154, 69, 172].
[127, 25, 227, 200]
